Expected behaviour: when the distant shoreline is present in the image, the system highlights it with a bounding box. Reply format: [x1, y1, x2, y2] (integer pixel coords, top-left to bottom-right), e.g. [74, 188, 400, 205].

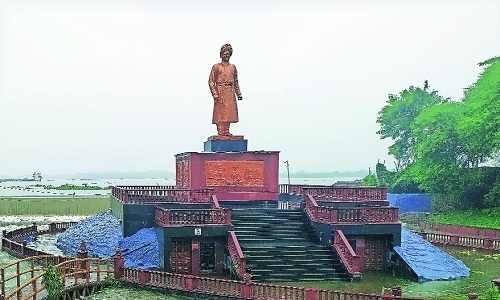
[2, 170, 368, 180]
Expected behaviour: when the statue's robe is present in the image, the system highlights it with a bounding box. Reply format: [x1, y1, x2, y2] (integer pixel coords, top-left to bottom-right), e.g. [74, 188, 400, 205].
[208, 62, 242, 124]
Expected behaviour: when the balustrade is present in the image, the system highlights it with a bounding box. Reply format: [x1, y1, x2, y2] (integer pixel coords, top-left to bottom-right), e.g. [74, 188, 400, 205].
[112, 186, 214, 204]
[333, 230, 361, 276]
[195, 276, 242, 297]
[251, 283, 305, 300]
[421, 232, 500, 251]
[305, 195, 398, 225]
[420, 222, 500, 239]
[155, 207, 231, 227]
[279, 184, 388, 201]
[227, 231, 248, 280]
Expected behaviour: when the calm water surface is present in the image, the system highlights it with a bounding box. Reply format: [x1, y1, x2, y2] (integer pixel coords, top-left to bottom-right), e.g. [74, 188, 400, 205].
[0, 177, 362, 197]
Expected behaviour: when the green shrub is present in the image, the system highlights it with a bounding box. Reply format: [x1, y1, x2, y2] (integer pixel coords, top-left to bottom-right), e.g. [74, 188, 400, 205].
[42, 265, 64, 300]
[483, 288, 500, 300]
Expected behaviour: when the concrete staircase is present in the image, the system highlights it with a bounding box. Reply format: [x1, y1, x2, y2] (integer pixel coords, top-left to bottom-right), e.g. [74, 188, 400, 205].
[231, 208, 348, 282]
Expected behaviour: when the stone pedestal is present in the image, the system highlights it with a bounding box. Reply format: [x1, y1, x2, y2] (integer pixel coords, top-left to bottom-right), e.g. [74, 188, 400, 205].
[175, 151, 279, 201]
[204, 135, 248, 152]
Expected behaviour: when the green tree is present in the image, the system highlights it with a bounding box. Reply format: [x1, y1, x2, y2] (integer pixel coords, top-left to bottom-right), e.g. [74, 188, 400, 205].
[409, 102, 475, 205]
[376, 81, 447, 169]
[459, 56, 500, 167]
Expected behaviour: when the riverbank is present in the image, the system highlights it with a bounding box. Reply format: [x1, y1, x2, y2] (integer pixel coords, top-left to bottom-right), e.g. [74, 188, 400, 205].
[0, 196, 109, 215]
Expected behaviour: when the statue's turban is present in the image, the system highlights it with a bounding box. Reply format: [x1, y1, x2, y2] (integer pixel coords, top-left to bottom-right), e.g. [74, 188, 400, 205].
[220, 44, 233, 54]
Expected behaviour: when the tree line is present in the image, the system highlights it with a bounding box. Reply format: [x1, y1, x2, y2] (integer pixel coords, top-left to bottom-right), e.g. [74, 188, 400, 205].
[368, 56, 500, 211]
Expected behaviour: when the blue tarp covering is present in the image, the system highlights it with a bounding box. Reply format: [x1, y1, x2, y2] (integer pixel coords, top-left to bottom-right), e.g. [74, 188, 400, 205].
[119, 228, 159, 269]
[394, 228, 469, 282]
[56, 211, 123, 259]
[388, 193, 432, 213]
[56, 212, 159, 269]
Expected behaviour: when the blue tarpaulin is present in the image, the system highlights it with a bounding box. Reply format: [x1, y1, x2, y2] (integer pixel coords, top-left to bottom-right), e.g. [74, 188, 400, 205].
[394, 228, 469, 282]
[388, 193, 432, 213]
[119, 228, 159, 269]
[56, 211, 123, 259]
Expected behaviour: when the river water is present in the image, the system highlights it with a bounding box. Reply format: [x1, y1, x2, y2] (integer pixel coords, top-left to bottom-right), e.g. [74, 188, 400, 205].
[0, 177, 362, 197]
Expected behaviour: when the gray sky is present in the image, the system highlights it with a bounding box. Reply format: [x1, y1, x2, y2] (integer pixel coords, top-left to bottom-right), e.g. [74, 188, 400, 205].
[1, 1, 499, 177]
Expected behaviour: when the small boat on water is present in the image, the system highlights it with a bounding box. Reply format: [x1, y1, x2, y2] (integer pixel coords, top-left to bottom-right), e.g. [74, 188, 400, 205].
[1, 172, 43, 182]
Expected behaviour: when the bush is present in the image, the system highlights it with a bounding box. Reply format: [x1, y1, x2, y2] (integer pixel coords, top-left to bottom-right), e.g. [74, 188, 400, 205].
[483, 288, 500, 300]
[42, 265, 64, 300]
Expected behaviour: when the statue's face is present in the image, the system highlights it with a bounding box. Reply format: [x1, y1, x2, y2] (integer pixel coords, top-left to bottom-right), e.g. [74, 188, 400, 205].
[220, 49, 232, 62]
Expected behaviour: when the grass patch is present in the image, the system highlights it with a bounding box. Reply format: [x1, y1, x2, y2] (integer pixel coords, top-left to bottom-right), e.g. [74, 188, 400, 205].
[0, 197, 109, 215]
[428, 207, 500, 230]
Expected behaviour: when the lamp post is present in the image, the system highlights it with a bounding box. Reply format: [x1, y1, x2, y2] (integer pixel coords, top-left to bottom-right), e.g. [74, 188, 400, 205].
[284, 160, 290, 186]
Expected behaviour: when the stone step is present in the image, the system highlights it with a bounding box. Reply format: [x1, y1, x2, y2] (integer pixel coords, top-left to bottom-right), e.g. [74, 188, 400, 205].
[231, 221, 305, 227]
[245, 257, 338, 263]
[233, 216, 305, 220]
[241, 245, 328, 250]
[230, 208, 348, 282]
[235, 231, 310, 237]
[237, 236, 309, 242]
[250, 271, 347, 282]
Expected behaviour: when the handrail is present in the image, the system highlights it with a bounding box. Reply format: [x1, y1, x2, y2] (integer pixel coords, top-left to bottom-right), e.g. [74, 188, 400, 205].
[211, 194, 221, 208]
[111, 186, 214, 204]
[154, 207, 232, 227]
[302, 186, 388, 201]
[227, 231, 249, 280]
[2, 222, 77, 242]
[420, 232, 500, 252]
[0, 255, 72, 299]
[2, 222, 79, 259]
[334, 230, 361, 276]
[2, 257, 113, 300]
[420, 222, 500, 239]
[305, 194, 399, 224]
[279, 184, 388, 201]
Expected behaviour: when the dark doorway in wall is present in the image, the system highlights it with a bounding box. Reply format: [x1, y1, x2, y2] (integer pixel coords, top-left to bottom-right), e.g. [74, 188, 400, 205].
[200, 242, 216, 272]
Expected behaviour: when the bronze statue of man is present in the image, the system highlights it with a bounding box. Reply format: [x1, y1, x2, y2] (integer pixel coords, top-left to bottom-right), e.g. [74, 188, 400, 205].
[208, 44, 243, 136]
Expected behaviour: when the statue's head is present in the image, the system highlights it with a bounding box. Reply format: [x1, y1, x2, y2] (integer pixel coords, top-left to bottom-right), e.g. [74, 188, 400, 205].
[220, 44, 233, 60]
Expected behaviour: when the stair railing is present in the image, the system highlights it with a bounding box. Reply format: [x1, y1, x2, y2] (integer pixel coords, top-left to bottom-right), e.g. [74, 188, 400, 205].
[211, 194, 221, 208]
[227, 231, 250, 281]
[334, 230, 361, 278]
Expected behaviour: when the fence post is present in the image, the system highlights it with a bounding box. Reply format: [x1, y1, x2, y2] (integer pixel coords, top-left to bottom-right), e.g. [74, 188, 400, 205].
[484, 238, 493, 249]
[138, 270, 150, 284]
[241, 281, 251, 298]
[77, 241, 89, 279]
[305, 288, 318, 300]
[392, 286, 402, 296]
[191, 243, 200, 276]
[185, 275, 194, 291]
[22, 241, 28, 257]
[113, 248, 124, 279]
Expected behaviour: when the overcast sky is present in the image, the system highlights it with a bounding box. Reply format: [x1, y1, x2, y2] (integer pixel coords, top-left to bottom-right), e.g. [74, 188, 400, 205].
[1, 1, 499, 177]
